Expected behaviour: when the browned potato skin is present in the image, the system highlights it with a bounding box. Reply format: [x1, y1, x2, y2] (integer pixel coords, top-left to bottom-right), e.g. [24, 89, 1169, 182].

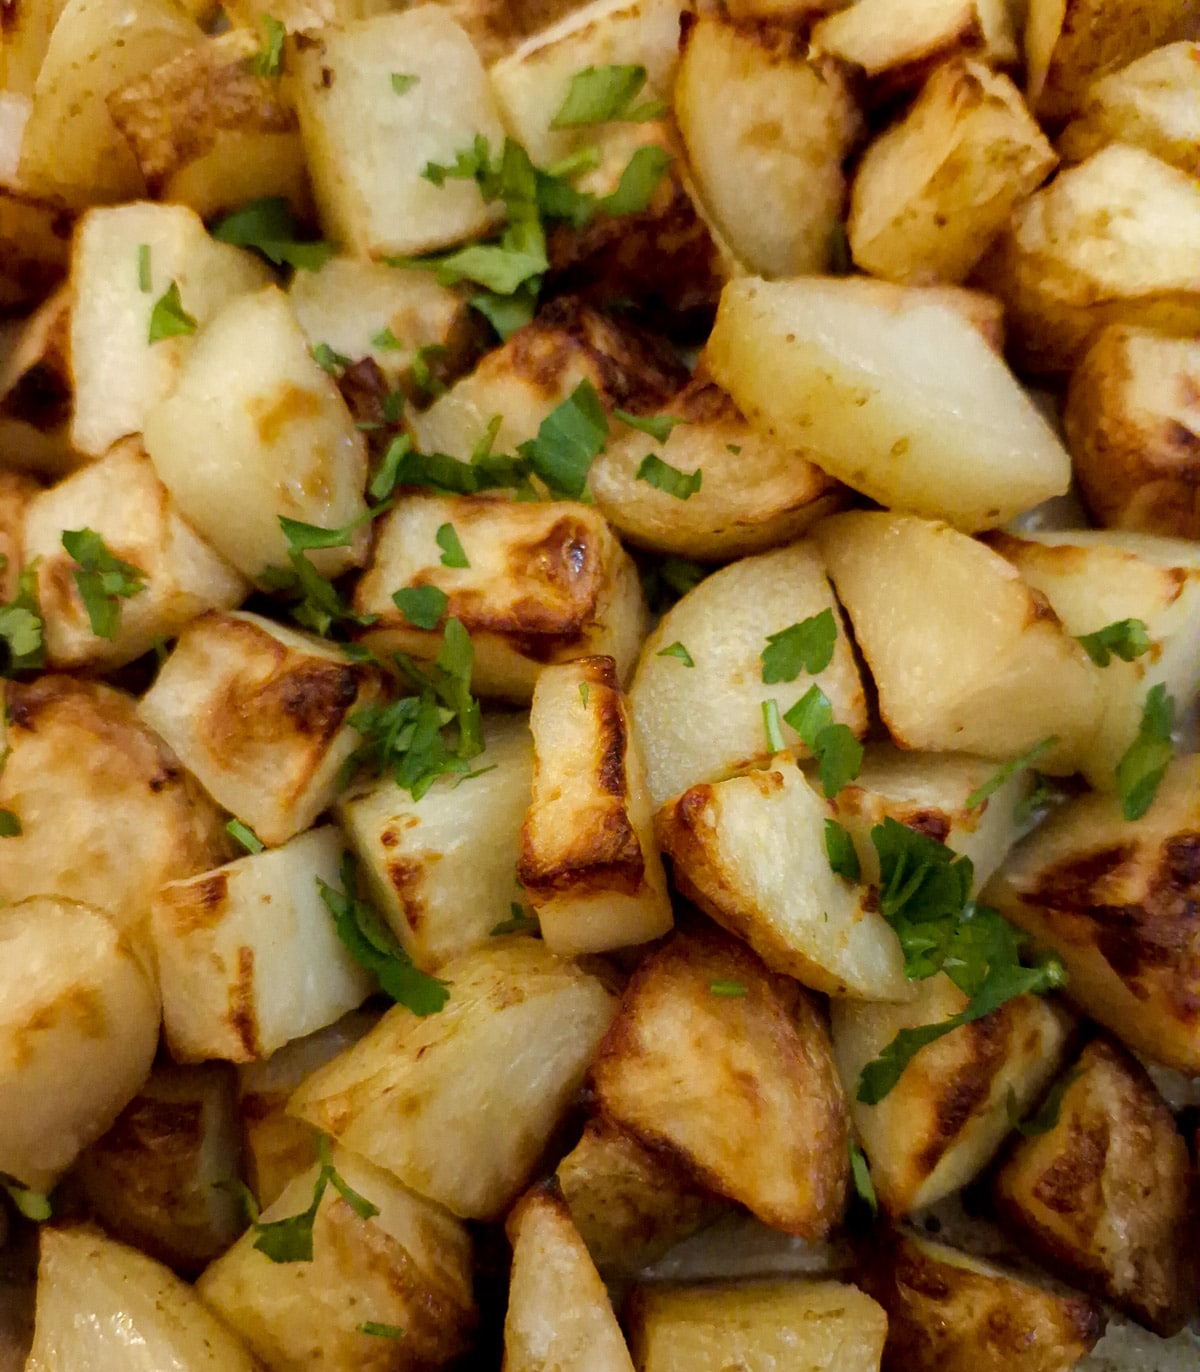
[592, 927, 850, 1238]
[858, 1230, 1105, 1372]
[0, 187, 72, 312]
[1064, 325, 1200, 540]
[993, 1037, 1196, 1335]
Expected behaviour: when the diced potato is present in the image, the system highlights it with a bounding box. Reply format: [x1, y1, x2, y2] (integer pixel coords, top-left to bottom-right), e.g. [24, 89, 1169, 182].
[26, 1226, 259, 1372]
[504, 1186, 636, 1372]
[629, 540, 867, 809]
[520, 657, 672, 957]
[657, 761, 910, 1000]
[439, 0, 597, 64]
[355, 495, 649, 703]
[849, 59, 1056, 284]
[0, 286, 77, 475]
[555, 1119, 724, 1279]
[25, 438, 248, 670]
[0, 896, 159, 1193]
[859, 1230, 1104, 1371]
[993, 1037, 1193, 1334]
[17, 0, 202, 207]
[0, 469, 36, 600]
[198, 1145, 477, 1370]
[988, 530, 1200, 788]
[1057, 42, 1200, 172]
[139, 611, 386, 847]
[814, 511, 1101, 768]
[984, 756, 1200, 1074]
[676, 17, 861, 279]
[219, 0, 392, 27]
[0, 675, 228, 936]
[152, 826, 375, 1063]
[76, 1062, 244, 1273]
[976, 144, 1200, 374]
[625, 1279, 889, 1372]
[707, 277, 1072, 531]
[338, 715, 533, 972]
[289, 939, 617, 1219]
[143, 285, 369, 583]
[0, 95, 71, 311]
[69, 202, 272, 459]
[291, 8, 505, 258]
[593, 929, 849, 1237]
[723, 0, 849, 15]
[1064, 325, 1200, 540]
[830, 974, 1074, 1216]
[106, 30, 310, 221]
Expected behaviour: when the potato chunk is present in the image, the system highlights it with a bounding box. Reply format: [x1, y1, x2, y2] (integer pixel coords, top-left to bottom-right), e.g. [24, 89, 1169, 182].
[0, 896, 159, 1193]
[0, 98, 71, 312]
[984, 756, 1200, 1074]
[707, 277, 1072, 531]
[629, 540, 866, 809]
[139, 611, 385, 847]
[520, 656, 672, 957]
[198, 1145, 477, 1370]
[0, 284, 76, 476]
[993, 1038, 1194, 1334]
[593, 929, 849, 1237]
[292, 8, 505, 258]
[1064, 325, 1200, 540]
[849, 59, 1056, 284]
[355, 495, 649, 703]
[0, 675, 228, 935]
[289, 939, 617, 1219]
[814, 512, 1101, 767]
[143, 285, 369, 583]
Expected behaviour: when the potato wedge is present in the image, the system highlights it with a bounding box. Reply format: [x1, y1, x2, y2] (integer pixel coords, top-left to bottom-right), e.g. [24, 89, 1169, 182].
[0, 286, 78, 475]
[815, 511, 1101, 768]
[1064, 325, 1200, 540]
[288, 939, 617, 1219]
[593, 928, 849, 1237]
[983, 756, 1200, 1074]
[993, 1037, 1194, 1334]
[707, 277, 1072, 531]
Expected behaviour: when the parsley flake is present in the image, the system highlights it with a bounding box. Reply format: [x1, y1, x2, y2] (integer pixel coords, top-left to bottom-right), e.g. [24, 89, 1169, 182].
[709, 979, 748, 998]
[137, 243, 151, 293]
[1115, 683, 1174, 820]
[252, 1135, 379, 1263]
[518, 378, 608, 499]
[597, 144, 671, 217]
[147, 281, 196, 343]
[491, 903, 538, 936]
[212, 197, 335, 272]
[0, 810, 20, 837]
[435, 523, 469, 569]
[262, 514, 378, 637]
[0, 564, 45, 674]
[248, 13, 286, 78]
[636, 453, 701, 501]
[965, 736, 1059, 811]
[226, 819, 265, 854]
[762, 698, 785, 753]
[824, 819, 860, 882]
[390, 72, 418, 95]
[613, 409, 682, 442]
[761, 609, 837, 684]
[551, 64, 665, 128]
[783, 684, 862, 799]
[579, 681, 590, 709]
[61, 529, 146, 640]
[360, 1322, 406, 1339]
[1076, 617, 1151, 668]
[1, 1177, 50, 1222]
[1006, 1067, 1083, 1137]
[392, 585, 448, 630]
[311, 342, 352, 374]
[656, 641, 694, 667]
[848, 1140, 877, 1215]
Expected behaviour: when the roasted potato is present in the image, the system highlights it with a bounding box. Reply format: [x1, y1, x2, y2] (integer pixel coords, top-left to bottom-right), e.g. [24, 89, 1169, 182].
[0, 0, 71, 97]
[0, 286, 77, 475]
[437, 0, 595, 65]
[0, 94, 71, 311]
[993, 1037, 1194, 1334]
[0, 468, 36, 600]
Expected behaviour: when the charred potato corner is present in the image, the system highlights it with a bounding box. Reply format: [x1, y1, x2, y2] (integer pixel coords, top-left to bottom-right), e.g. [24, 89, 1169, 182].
[1, 0, 1199, 1368]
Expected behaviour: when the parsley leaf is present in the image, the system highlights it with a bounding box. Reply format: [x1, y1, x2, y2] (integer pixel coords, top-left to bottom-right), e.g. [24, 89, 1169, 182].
[147, 281, 196, 343]
[360, 1322, 406, 1339]
[824, 819, 860, 882]
[137, 243, 151, 293]
[783, 684, 862, 798]
[390, 72, 418, 95]
[762, 698, 785, 753]
[1, 1177, 50, 1221]
[253, 1135, 378, 1263]
[579, 681, 589, 708]
[613, 408, 682, 442]
[435, 523, 469, 568]
[783, 681, 833, 740]
[517, 378, 608, 499]
[1076, 617, 1151, 668]
[848, 1140, 877, 1215]
[248, 13, 286, 78]
[61, 529, 146, 640]
[636, 453, 701, 501]
[211, 197, 335, 272]
[262, 516, 377, 637]
[311, 342, 352, 374]
[1116, 683, 1174, 821]
[318, 854, 450, 1015]
[0, 810, 20, 837]
[0, 564, 45, 674]
[762, 609, 837, 684]
[226, 818, 265, 854]
[965, 736, 1059, 811]
[491, 903, 538, 936]
[371, 326, 402, 351]
[392, 585, 448, 630]
[656, 641, 694, 667]
[709, 979, 748, 998]
[596, 144, 671, 217]
[551, 64, 656, 128]
[1006, 1067, 1082, 1138]
[470, 285, 539, 341]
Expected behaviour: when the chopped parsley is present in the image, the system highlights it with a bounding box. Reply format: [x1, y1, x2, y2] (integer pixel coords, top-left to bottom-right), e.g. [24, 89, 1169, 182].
[824, 819, 860, 882]
[638, 554, 706, 613]
[311, 342, 352, 374]
[550, 64, 667, 128]
[579, 681, 590, 709]
[1115, 683, 1174, 820]
[636, 453, 701, 500]
[371, 326, 402, 351]
[211, 197, 335, 272]
[226, 818, 265, 854]
[248, 14, 286, 78]
[762, 698, 785, 753]
[1006, 1067, 1082, 1138]
[1, 1177, 50, 1222]
[709, 979, 748, 998]
[390, 72, 418, 95]
[965, 736, 1059, 811]
[0, 810, 20, 837]
[60, 529, 147, 640]
[761, 609, 836, 684]
[517, 378, 608, 499]
[783, 683, 862, 799]
[360, 1322, 406, 1339]
[147, 281, 196, 343]
[137, 243, 152, 293]
[0, 564, 45, 674]
[252, 1135, 379, 1263]
[1076, 617, 1151, 668]
[392, 585, 448, 630]
[260, 514, 378, 637]
[613, 408, 681, 442]
[656, 641, 694, 667]
[848, 1140, 877, 1215]
[435, 523, 469, 568]
[491, 904, 538, 936]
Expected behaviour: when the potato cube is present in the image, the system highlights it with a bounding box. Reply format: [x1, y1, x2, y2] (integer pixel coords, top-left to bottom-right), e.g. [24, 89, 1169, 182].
[625, 1279, 889, 1372]
[629, 540, 867, 809]
[656, 761, 910, 1000]
[1064, 325, 1200, 540]
[152, 826, 375, 1063]
[593, 929, 849, 1237]
[288, 939, 617, 1219]
[355, 495, 649, 703]
[139, 611, 386, 847]
[291, 8, 505, 259]
[0, 896, 160, 1193]
[25, 438, 248, 670]
[76, 1061, 244, 1273]
[983, 755, 1200, 1074]
[520, 657, 672, 957]
[993, 1038, 1194, 1334]
[69, 202, 272, 459]
[0, 286, 78, 475]
[0, 675, 228, 936]
[337, 713, 534, 971]
[143, 285, 370, 583]
[814, 511, 1101, 768]
[707, 277, 1073, 532]
[198, 1144, 477, 1370]
[830, 974, 1074, 1216]
[504, 1187, 636, 1372]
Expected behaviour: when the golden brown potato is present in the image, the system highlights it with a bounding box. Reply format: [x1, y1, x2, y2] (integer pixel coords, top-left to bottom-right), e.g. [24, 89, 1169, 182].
[0, 94, 72, 311]
[1064, 325, 1200, 540]
[993, 1037, 1194, 1334]
[849, 58, 1056, 284]
[0, 469, 36, 600]
[984, 755, 1200, 1074]
[0, 286, 77, 475]
[437, 0, 598, 65]
[0, 675, 228, 936]
[859, 1229, 1105, 1372]
[592, 928, 850, 1238]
